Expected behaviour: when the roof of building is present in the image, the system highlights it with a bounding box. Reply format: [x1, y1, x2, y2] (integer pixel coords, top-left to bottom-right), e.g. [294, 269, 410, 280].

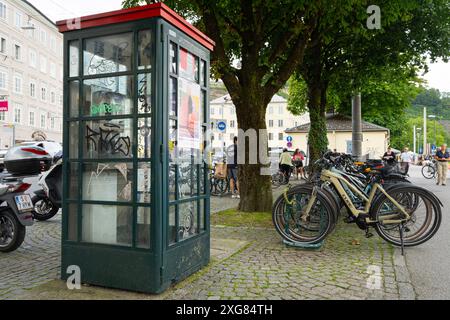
[285, 113, 389, 133]
[210, 93, 287, 105]
[22, 0, 56, 27]
[56, 2, 215, 51]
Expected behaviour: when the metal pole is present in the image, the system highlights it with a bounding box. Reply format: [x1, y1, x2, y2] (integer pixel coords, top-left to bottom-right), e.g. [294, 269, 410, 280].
[12, 124, 15, 146]
[352, 93, 363, 160]
[423, 107, 427, 155]
[413, 125, 416, 155]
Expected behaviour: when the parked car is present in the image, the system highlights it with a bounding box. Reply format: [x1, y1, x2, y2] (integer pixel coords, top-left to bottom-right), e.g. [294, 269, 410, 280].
[16, 141, 62, 160]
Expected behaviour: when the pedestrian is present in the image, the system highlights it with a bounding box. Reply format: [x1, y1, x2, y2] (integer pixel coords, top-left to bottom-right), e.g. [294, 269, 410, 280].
[292, 148, 305, 179]
[226, 136, 240, 198]
[382, 146, 397, 166]
[400, 147, 414, 174]
[279, 148, 293, 184]
[435, 143, 449, 186]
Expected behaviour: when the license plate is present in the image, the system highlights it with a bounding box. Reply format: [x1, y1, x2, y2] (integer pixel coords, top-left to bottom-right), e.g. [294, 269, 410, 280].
[15, 194, 34, 212]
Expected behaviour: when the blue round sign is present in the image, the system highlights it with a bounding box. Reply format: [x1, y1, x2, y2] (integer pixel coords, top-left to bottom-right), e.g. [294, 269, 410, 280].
[286, 136, 293, 142]
[217, 121, 226, 131]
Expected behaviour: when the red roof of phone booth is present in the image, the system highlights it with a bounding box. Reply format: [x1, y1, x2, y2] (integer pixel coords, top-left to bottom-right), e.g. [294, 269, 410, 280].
[55, 2, 215, 51]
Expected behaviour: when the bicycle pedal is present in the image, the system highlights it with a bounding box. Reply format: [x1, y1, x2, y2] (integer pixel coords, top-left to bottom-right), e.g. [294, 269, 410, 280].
[344, 217, 356, 224]
[365, 231, 374, 238]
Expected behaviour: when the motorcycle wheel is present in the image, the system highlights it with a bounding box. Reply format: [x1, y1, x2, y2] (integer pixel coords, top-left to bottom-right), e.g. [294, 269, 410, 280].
[0, 209, 26, 252]
[32, 196, 59, 221]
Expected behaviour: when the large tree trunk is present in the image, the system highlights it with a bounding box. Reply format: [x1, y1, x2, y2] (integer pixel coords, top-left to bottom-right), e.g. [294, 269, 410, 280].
[307, 85, 328, 165]
[234, 91, 273, 212]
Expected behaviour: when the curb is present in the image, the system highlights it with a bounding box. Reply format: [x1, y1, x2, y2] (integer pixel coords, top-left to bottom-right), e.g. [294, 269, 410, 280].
[393, 248, 417, 300]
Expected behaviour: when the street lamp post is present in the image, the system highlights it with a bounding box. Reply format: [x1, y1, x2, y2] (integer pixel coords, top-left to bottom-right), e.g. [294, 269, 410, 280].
[417, 127, 422, 154]
[428, 114, 437, 148]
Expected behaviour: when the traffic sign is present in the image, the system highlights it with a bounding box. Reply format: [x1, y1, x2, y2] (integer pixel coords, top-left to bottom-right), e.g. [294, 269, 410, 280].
[287, 142, 292, 148]
[217, 121, 226, 132]
[286, 136, 293, 142]
[0, 100, 8, 112]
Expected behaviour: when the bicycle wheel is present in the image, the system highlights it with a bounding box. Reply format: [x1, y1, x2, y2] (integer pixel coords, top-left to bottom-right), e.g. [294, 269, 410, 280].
[271, 173, 284, 188]
[272, 186, 336, 244]
[371, 186, 442, 247]
[216, 179, 228, 195]
[421, 165, 436, 179]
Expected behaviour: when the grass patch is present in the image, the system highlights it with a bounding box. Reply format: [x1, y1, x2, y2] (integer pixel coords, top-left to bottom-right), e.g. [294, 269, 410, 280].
[211, 209, 272, 228]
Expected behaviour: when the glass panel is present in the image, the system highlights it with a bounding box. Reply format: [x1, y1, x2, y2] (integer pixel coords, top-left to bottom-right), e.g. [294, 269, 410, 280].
[136, 207, 150, 249]
[137, 73, 151, 114]
[168, 205, 176, 245]
[69, 80, 79, 117]
[82, 162, 133, 202]
[83, 33, 132, 76]
[179, 201, 198, 241]
[169, 77, 177, 116]
[84, 119, 133, 159]
[68, 121, 78, 158]
[179, 47, 197, 82]
[69, 40, 79, 77]
[200, 165, 206, 194]
[82, 204, 132, 246]
[67, 162, 78, 199]
[83, 76, 133, 116]
[200, 90, 205, 124]
[168, 164, 176, 201]
[201, 60, 207, 87]
[169, 42, 177, 74]
[200, 199, 206, 231]
[137, 30, 152, 70]
[138, 118, 151, 158]
[67, 203, 78, 241]
[137, 162, 151, 203]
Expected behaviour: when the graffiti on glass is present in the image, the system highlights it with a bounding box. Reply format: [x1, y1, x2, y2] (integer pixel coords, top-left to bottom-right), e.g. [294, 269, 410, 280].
[86, 122, 131, 156]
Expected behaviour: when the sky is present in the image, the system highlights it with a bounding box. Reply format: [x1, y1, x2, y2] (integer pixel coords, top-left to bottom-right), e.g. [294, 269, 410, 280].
[28, 0, 450, 93]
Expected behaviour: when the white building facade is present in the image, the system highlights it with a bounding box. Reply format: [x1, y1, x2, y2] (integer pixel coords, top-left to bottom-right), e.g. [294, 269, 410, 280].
[210, 94, 309, 152]
[0, 0, 63, 147]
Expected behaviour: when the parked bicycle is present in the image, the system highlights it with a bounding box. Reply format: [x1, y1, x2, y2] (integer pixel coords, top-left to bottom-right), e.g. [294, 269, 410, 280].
[272, 151, 442, 253]
[422, 159, 437, 179]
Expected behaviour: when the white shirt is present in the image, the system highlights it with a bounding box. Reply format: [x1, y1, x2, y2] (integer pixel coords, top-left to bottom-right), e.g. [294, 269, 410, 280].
[400, 151, 414, 163]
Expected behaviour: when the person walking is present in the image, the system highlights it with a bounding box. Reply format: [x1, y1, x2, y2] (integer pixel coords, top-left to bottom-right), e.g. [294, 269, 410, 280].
[226, 136, 240, 198]
[435, 143, 449, 186]
[279, 148, 293, 184]
[400, 147, 414, 174]
[292, 148, 305, 179]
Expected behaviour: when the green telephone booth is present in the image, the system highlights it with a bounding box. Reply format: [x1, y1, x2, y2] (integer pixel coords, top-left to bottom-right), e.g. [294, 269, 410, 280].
[57, 3, 214, 293]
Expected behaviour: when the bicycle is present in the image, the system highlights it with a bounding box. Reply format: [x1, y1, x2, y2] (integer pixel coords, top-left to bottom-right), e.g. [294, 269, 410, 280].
[273, 153, 442, 253]
[422, 159, 437, 179]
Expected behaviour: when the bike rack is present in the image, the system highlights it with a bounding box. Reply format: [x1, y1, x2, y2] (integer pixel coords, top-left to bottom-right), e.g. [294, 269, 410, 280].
[283, 239, 325, 250]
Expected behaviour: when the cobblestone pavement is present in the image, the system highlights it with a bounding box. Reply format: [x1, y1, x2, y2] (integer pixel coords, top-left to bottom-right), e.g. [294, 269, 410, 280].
[1, 178, 416, 300]
[167, 222, 414, 300]
[0, 214, 61, 300]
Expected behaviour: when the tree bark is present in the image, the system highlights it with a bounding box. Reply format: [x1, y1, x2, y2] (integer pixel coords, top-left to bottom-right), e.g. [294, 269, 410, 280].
[234, 90, 272, 212]
[307, 85, 328, 165]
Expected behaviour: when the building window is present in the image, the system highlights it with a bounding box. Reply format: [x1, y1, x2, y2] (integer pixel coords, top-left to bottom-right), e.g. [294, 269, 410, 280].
[41, 87, 46, 101]
[0, 70, 6, 89]
[15, 11, 22, 29]
[59, 94, 63, 106]
[50, 36, 56, 52]
[230, 107, 235, 114]
[14, 105, 21, 123]
[278, 133, 283, 141]
[269, 106, 273, 114]
[29, 110, 35, 126]
[40, 56, 47, 73]
[40, 30, 47, 43]
[50, 62, 56, 78]
[268, 120, 273, 128]
[210, 107, 215, 115]
[278, 119, 283, 127]
[0, 37, 6, 54]
[14, 45, 21, 60]
[50, 116, 55, 129]
[268, 133, 273, 141]
[40, 114, 46, 128]
[230, 120, 235, 128]
[0, 2, 6, 20]
[30, 82, 36, 97]
[0, 110, 5, 121]
[14, 75, 22, 94]
[50, 91, 55, 104]
[230, 133, 234, 141]
[278, 106, 283, 114]
[29, 50, 36, 67]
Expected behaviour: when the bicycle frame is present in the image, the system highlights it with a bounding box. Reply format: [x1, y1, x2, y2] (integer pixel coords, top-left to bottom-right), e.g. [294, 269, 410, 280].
[303, 169, 410, 225]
